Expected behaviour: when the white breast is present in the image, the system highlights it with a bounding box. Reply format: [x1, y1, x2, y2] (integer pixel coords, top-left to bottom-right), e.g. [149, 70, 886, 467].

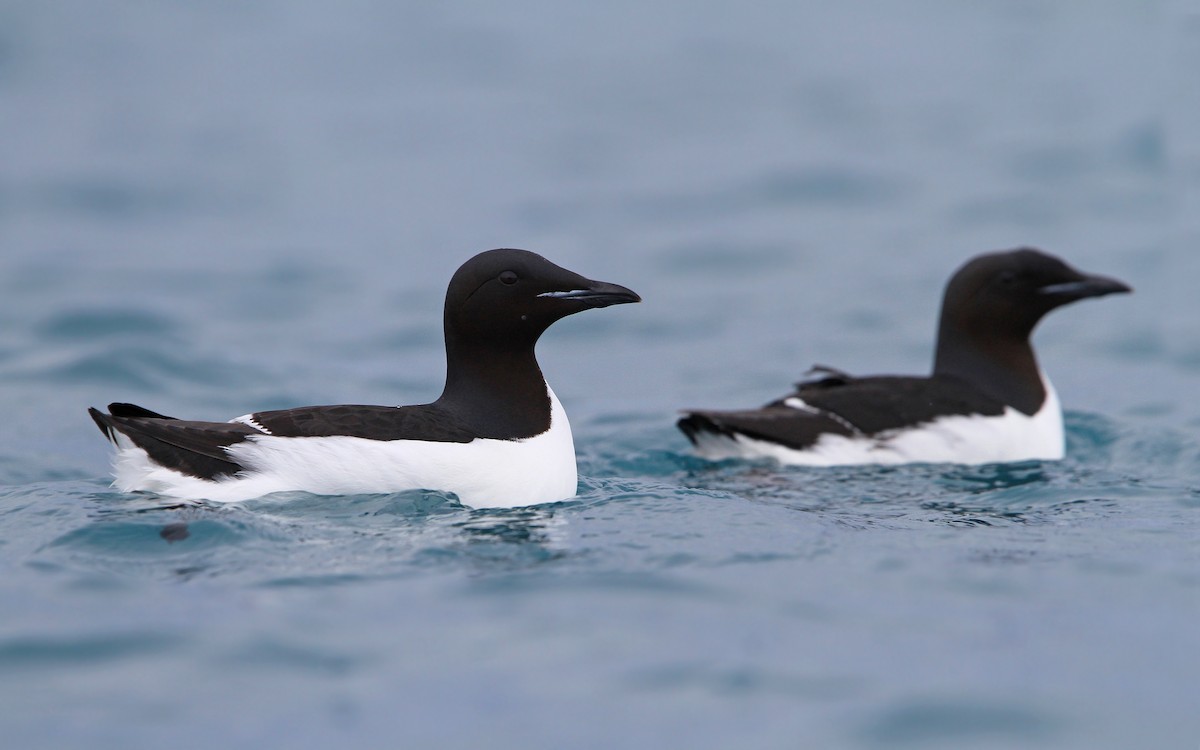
[110, 387, 579, 508]
[693, 374, 1065, 467]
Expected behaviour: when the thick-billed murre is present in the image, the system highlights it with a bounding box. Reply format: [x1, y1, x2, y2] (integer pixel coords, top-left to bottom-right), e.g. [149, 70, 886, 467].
[89, 249, 640, 508]
[677, 248, 1130, 466]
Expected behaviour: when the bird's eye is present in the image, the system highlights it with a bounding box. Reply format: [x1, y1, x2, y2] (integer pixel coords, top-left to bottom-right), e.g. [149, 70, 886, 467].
[499, 271, 518, 285]
[997, 271, 1018, 287]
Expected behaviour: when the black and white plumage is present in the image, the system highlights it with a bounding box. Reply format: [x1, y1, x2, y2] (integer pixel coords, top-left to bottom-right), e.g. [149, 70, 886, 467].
[89, 249, 640, 508]
[678, 248, 1131, 466]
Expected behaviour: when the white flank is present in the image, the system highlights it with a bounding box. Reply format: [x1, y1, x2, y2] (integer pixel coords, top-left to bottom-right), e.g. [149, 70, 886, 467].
[692, 374, 1064, 467]
[108, 388, 578, 509]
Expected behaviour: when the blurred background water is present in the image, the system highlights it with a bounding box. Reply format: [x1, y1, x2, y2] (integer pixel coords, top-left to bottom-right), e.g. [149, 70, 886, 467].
[1, 1, 1198, 748]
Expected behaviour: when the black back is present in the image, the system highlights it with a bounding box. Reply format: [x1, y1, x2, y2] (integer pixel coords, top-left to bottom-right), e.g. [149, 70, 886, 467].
[247, 404, 476, 441]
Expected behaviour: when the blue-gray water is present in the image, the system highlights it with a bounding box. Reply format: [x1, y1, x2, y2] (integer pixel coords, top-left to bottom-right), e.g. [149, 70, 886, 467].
[2, 2, 1198, 748]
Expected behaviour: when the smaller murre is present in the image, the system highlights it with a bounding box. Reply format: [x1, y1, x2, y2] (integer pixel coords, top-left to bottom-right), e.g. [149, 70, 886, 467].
[678, 248, 1131, 466]
[89, 249, 640, 508]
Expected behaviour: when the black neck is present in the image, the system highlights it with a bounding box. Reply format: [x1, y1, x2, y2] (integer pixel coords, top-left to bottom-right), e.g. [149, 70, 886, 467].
[437, 338, 552, 439]
[932, 323, 1046, 416]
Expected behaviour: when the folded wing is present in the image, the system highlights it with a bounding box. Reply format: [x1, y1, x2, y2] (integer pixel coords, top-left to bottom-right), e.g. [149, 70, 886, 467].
[680, 373, 1006, 451]
[89, 402, 478, 482]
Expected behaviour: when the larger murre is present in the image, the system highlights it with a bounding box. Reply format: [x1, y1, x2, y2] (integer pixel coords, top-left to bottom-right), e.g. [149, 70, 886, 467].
[678, 248, 1130, 466]
[89, 249, 640, 508]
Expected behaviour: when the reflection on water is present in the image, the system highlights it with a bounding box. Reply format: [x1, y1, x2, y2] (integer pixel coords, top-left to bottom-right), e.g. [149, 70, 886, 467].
[859, 699, 1063, 746]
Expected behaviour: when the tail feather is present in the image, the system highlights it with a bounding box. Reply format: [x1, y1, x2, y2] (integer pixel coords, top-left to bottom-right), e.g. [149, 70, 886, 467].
[677, 413, 723, 445]
[677, 407, 854, 452]
[88, 405, 254, 481]
[108, 402, 177, 420]
[90, 403, 175, 443]
[88, 407, 120, 443]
